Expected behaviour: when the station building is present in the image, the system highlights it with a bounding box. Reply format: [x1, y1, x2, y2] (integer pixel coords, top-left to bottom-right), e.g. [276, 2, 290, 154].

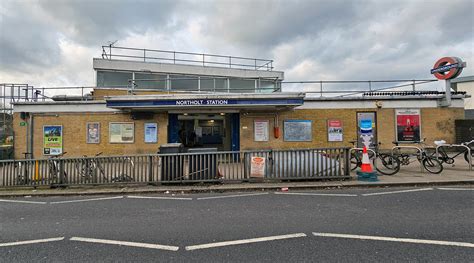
[12, 47, 469, 159]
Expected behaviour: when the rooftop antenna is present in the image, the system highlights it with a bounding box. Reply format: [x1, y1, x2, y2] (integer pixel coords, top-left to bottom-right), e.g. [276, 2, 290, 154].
[102, 40, 118, 59]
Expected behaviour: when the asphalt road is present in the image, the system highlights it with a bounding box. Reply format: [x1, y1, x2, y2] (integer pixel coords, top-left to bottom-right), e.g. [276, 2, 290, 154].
[0, 186, 473, 262]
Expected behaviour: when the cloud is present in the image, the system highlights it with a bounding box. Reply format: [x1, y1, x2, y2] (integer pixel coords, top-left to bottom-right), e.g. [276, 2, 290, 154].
[0, 0, 472, 90]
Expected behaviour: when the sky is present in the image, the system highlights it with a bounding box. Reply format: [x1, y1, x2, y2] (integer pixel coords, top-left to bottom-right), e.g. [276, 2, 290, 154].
[0, 0, 473, 92]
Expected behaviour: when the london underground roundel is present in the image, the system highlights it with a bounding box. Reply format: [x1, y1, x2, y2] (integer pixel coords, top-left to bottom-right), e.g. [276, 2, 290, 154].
[430, 57, 466, 80]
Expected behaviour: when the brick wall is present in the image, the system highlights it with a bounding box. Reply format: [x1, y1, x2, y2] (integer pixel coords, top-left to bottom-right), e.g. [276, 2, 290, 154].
[13, 107, 464, 159]
[240, 108, 464, 151]
[13, 112, 168, 159]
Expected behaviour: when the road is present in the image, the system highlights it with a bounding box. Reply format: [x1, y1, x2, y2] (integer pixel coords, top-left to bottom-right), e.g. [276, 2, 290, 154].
[0, 186, 473, 262]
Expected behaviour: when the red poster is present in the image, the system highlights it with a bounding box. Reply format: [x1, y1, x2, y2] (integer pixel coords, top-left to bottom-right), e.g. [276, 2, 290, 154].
[396, 109, 421, 142]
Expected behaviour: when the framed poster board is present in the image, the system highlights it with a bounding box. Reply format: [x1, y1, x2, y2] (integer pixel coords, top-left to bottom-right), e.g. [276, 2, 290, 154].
[356, 112, 377, 148]
[43, 125, 63, 155]
[109, 122, 134, 143]
[86, 122, 100, 144]
[144, 123, 158, 143]
[254, 120, 269, 142]
[395, 109, 421, 142]
[283, 120, 312, 142]
[327, 119, 343, 142]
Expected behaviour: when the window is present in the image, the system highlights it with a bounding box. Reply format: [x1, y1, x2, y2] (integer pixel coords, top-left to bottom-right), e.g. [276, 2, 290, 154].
[97, 71, 132, 87]
[134, 73, 167, 90]
[109, 123, 134, 143]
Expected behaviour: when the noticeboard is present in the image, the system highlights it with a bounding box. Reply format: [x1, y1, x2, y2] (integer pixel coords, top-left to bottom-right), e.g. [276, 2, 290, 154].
[283, 120, 312, 142]
[43, 125, 63, 155]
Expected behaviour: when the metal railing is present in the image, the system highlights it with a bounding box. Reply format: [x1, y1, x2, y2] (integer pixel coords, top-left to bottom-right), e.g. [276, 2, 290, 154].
[101, 46, 274, 71]
[281, 79, 440, 97]
[0, 148, 351, 187]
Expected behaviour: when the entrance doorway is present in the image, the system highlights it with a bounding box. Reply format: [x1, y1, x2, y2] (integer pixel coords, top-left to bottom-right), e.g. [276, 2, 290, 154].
[170, 113, 234, 151]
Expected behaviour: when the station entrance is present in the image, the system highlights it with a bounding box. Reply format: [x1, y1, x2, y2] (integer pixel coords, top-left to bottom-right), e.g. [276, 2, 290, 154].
[168, 113, 240, 151]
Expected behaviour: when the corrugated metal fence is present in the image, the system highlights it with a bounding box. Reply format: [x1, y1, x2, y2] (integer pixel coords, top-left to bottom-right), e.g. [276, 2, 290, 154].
[0, 148, 350, 187]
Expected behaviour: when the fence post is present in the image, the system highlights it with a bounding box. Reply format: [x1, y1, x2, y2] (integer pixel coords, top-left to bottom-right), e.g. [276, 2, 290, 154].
[344, 147, 351, 176]
[59, 160, 65, 185]
[148, 155, 154, 183]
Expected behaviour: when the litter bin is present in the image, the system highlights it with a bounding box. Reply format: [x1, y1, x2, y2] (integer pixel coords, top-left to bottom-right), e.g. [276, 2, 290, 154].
[159, 143, 184, 182]
[187, 148, 218, 180]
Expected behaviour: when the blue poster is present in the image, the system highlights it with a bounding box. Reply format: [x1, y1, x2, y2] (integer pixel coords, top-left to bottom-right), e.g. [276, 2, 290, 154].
[144, 123, 158, 143]
[360, 119, 373, 135]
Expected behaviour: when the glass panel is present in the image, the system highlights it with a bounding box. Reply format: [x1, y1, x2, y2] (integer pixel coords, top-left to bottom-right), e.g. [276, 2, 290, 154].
[134, 73, 167, 90]
[97, 71, 132, 88]
[200, 78, 227, 92]
[229, 78, 255, 93]
[259, 80, 277, 93]
[170, 75, 198, 91]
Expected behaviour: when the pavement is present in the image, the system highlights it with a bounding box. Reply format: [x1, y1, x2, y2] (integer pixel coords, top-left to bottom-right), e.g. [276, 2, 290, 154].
[0, 158, 472, 197]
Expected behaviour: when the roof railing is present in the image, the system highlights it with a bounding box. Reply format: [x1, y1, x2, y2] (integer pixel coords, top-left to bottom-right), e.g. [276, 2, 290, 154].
[101, 45, 274, 71]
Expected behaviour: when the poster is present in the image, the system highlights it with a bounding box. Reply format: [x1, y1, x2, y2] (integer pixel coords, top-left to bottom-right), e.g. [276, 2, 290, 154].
[144, 123, 158, 143]
[396, 109, 421, 142]
[110, 123, 134, 143]
[327, 119, 343, 142]
[254, 120, 269, 142]
[356, 112, 377, 148]
[250, 156, 266, 178]
[86, 123, 100, 144]
[283, 120, 312, 142]
[43, 125, 63, 155]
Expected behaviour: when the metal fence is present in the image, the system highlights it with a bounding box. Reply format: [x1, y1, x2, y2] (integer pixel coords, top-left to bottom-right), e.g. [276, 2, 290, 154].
[0, 148, 350, 187]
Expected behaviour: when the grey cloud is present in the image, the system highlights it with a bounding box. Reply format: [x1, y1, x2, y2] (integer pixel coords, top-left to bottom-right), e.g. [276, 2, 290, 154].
[37, 0, 183, 46]
[0, 1, 61, 73]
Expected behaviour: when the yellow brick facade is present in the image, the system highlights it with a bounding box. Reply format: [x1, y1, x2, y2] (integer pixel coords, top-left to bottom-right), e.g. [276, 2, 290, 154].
[239, 108, 464, 151]
[13, 112, 168, 159]
[13, 106, 464, 159]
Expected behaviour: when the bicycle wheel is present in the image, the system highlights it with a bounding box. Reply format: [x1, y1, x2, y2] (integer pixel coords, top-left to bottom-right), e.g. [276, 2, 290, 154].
[350, 154, 360, 171]
[422, 157, 443, 174]
[464, 150, 474, 166]
[375, 154, 400, 175]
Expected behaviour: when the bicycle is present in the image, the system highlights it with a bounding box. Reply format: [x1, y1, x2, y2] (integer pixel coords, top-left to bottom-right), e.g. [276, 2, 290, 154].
[111, 157, 135, 183]
[49, 152, 68, 184]
[75, 152, 107, 183]
[349, 141, 400, 175]
[433, 140, 474, 166]
[392, 140, 443, 174]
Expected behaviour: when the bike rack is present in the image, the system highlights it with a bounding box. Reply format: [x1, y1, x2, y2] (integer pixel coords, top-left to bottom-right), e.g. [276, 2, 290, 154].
[435, 144, 472, 171]
[350, 148, 377, 167]
[391, 146, 424, 173]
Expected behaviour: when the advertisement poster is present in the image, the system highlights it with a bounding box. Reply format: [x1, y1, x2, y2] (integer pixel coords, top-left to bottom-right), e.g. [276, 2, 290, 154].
[43, 125, 63, 155]
[86, 123, 100, 144]
[250, 156, 266, 178]
[254, 120, 269, 142]
[396, 109, 421, 142]
[327, 119, 343, 142]
[144, 123, 158, 143]
[110, 123, 134, 143]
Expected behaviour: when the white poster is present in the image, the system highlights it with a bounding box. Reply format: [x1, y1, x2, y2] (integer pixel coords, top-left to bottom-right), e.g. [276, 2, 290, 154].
[144, 123, 158, 143]
[254, 120, 269, 142]
[250, 156, 266, 178]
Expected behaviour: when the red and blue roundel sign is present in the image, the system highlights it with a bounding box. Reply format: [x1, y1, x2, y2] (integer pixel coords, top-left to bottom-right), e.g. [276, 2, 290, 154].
[431, 57, 466, 80]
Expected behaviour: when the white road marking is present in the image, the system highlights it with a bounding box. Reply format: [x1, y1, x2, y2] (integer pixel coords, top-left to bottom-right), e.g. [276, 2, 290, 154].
[0, 199, 47, 204]
[437, 187, 474, 191]
[70, 237, 179, 251]
[361, 188, 433, 196]
[274, 192, 358, 197]
[0, 237, 64, 247]
[49, 196, 124, 204]
[185, 233, 307, 251]
[196, 192, 269, 200]
[312, 232, 474, 248]
[127, 195, 193, 200]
